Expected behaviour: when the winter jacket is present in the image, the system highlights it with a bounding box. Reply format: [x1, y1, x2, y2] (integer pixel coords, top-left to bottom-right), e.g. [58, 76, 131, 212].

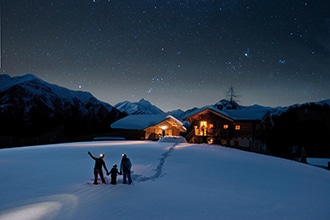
[110, 167, 120, 177]
[89, 154, 108, 172]
[120, 158, 132, 173]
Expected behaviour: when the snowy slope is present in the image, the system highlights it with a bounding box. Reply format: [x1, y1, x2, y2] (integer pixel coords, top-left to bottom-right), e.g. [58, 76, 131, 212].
[0, 141, 329, 220]
[0, 74, 116, 114]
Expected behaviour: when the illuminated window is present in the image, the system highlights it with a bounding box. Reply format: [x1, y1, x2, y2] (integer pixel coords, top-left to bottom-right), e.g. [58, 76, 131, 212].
[194, 125, 199, 135]
[200, 121, 207, 128]
[223, 124, 228, 129]
[235, 125, 240, 130]
[200, 121, 207, 136]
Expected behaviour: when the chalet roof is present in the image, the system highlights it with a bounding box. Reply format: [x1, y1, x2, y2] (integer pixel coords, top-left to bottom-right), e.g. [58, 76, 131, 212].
[111, 114, 185, 130]
[184, 105, 270, 121]
[224, 109, 270, 121]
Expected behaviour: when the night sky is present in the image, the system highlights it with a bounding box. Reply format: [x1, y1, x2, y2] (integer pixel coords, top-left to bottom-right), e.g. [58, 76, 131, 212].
[1, 0, 330, 111]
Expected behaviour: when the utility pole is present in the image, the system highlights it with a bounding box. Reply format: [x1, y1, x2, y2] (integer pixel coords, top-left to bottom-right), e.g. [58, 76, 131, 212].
[226, 86, 239, 104]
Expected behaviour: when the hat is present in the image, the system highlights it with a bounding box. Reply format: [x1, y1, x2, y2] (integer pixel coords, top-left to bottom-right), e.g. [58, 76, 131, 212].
[113, 164, 117, 167]
[100, 153, 104, 158]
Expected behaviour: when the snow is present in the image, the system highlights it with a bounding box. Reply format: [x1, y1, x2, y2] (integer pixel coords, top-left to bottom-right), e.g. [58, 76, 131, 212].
[0, 141, 329, 220]
[307, 158, 330, 168]
[0, 74, 115, 114]
[111, 114, 184, 130]
[114, 98, 164, 115]
[158, 136, 187, 143]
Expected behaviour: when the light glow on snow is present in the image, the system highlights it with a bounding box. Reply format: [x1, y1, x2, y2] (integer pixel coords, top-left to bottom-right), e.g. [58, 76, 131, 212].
[0, 202, 62, 220]
[0, 194, 78, 220]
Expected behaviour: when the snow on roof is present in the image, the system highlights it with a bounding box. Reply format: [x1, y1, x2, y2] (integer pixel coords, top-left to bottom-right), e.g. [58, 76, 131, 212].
[224, 109, 270, 121]
[111, 114, 184, 130]
[184, 105, 270, 121]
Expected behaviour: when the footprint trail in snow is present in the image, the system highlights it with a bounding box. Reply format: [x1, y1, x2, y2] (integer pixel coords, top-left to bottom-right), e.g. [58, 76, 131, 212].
[134, 143, 177, 183]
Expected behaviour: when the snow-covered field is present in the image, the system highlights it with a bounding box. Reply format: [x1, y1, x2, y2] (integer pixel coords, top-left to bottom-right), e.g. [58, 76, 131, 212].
[307, 158, 330, 169]
[0, 140, 329, 220]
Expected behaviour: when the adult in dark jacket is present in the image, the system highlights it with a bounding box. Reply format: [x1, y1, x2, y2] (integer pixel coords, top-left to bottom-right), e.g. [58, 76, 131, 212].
[120, 153, 132, 184]
[88, 151, 109, 184]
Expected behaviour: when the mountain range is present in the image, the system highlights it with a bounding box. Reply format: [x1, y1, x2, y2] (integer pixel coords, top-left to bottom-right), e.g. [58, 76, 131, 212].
[115, 94, 330, 120]
[0, 74, 123, 144]
[1, 74, 330, 149]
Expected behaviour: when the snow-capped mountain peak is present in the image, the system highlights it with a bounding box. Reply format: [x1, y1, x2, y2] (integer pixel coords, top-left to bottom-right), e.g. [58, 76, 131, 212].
[114, 98, 164, 115]
[0, 74, 122, 138]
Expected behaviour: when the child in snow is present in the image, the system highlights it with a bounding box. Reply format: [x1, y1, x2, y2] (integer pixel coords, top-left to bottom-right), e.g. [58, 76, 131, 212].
[108, 164, 120, 185]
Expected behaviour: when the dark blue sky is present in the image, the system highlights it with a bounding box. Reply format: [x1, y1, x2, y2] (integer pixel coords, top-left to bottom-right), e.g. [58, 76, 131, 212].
[1, 0, 330, 111]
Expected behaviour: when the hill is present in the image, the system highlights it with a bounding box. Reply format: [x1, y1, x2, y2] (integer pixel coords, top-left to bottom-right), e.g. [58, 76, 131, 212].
[0, 141, 329, 219]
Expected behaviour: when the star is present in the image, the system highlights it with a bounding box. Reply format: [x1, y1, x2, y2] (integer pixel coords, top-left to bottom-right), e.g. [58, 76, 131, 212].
[1, 0, 329, 111]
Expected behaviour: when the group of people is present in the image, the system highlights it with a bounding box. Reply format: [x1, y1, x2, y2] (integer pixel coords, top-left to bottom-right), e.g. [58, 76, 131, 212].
[88, 151, 132, 185]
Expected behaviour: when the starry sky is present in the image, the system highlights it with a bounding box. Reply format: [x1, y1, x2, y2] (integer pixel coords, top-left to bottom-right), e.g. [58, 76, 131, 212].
[1, 0, 330, 111]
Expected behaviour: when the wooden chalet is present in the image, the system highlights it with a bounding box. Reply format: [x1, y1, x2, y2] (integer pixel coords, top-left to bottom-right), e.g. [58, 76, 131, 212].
[110, 114, 186, 140]
[183, 106, 274, 152]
